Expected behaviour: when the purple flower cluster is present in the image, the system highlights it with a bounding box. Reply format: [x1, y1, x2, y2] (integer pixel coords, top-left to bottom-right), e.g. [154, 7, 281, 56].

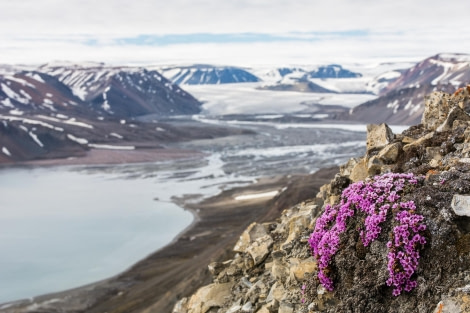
[386, 203, 427, 295]
[308, 172, 426, 295]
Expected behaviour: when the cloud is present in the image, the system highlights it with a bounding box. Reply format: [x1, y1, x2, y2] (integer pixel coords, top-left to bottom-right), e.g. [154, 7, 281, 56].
[1, 0, 470, 64]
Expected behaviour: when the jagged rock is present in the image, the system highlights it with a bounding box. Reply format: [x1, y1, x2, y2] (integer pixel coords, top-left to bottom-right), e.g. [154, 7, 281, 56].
[281, 210, 311, 251]
[403, 131, 434, 153]
[173, 298, 189, 313]
[266, 282, 286, 305]
[279, 301, 294, 313]
[378, 142, 402, 163]
[246, 234, 273, 266]
[289, 257, 317, 281]
[454, 85, 470, 112]
[423, 91, 452, 130]
[241, 301, 252, 312]
[185, 282, 234, 313]
[367, 155, 383, 176]
[271, 251, 289, 282]
[349, 157, 368, 182]
[208, 262, 225, 276]
[366, 123, 394, 153]
[437, 106, 470, 132]
[340, 158, 360, 177]
[426, 147, 442, 161]
[451, 195, 470, 217]
[245, 279, 268, 304]
[256, 305, 270, 313]
[233, 223, 269, 253]
[226, 304, 242, 313]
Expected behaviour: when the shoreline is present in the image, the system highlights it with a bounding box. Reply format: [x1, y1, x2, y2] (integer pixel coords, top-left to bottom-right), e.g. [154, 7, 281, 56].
[0, 150, 338, 313]
[0, 147, 207, 168]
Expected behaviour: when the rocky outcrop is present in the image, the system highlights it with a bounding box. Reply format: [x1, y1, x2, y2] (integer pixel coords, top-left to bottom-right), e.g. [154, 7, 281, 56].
[174, 87, 470, 313]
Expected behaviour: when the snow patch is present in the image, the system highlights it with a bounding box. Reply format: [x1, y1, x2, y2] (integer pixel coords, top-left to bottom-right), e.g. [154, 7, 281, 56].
[27, 73, 45, 83]
[2, 147, 11, 156]
[67, 134, 88, 145]
[29, 131, 44, 147]
[5, 76, 35, 88]
[1, 98, 14, 108]
[0, 115, 64, 132]
[109, 132, 123, 139]
[88, 144, 135, 150]
[387, 100, 399, 114]
[235, 190, 279, 201]
[1, 83, 29, 104]
[9, 109, 23, 116]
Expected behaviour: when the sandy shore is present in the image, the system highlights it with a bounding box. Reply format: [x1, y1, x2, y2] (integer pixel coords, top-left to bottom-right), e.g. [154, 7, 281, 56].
[0, 150, 338, 313]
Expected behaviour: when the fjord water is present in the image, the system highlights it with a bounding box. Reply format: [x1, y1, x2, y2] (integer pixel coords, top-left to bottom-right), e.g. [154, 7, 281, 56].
[0, 121, 372, 304]
[0, 166, 195, 303]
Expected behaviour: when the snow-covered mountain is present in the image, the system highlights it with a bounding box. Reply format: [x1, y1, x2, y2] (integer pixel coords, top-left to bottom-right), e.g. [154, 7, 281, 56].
[255, 64, 369, 94]
[343, 54, 470, 125]
[382, 53, 470, 95]
[40, 63, 201, 117]
[0, 63, 204, 163]
[159, 65, 260, 85]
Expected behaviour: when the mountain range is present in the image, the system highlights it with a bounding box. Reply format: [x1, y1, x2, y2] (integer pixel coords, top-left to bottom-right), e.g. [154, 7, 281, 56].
[1, 53, 470, 163]
[0, 63, 209, 163]
[158, 65, 260, 85]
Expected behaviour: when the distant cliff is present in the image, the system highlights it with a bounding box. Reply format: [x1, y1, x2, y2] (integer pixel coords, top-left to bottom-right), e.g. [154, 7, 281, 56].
[174, 87, 470, 313]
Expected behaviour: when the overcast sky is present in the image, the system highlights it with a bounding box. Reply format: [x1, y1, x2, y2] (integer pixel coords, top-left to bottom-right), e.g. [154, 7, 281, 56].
[1, 0, 470, 65]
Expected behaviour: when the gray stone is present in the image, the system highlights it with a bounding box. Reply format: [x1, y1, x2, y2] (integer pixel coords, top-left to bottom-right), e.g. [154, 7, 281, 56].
[226, 304, 242, 313]
[451, 195, 470, 217]
[241, 301, 252, 313]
